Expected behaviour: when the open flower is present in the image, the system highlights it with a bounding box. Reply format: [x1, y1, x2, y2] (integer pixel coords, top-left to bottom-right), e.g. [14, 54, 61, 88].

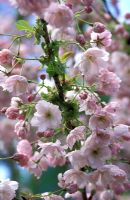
[81, 135, 111, 168]
[75, 47, 109, 75]
[58, 169, 88, 189]
[9, 0, 55, 16]
[66, 126, 86, 149]
[98, 68, 121, 95]
[0, 179, 18, 200]
[4, 75, 28, 96]
[31, 100, 62, 132]
[89, 110, 113, 131]
[44, 3, 73, 28]
[90, 30, 112, 47]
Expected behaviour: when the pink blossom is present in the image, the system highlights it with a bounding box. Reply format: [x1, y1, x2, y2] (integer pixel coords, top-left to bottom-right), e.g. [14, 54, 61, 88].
[0, 179, 18, 200]
[44, 3, 73, 28]
[75, 47, 109, 75]
[78, 92, 99, 115]
[11, 97, 23, 107]
[10, 0, 55, 16]
[89, 110, 113, 130]
[66, 126, 86, 149]
[89, 165, 128, 193]
[31, 100, 62, 132]
[103, 101, 119, 114]
[0, 49, 13, 68]
[58, 169, 88, 189]
[99, 190, 115, 200]
[0, 68, 7, 88]
[17, 139, 32, 157]
[38, 140, 66, 167]
[14, 120, 30, 139]
[4, 75, 28, 96]
[67, 150, 87, 169]
[94, 129, 111, 145]
[114, 124, 130, 141]
[28, 151, 49, 178]
[90, 30, 112, 47]
[5, 107, 19, 120]
[81, 135, 111, 168]
[98, 68, 121, 95]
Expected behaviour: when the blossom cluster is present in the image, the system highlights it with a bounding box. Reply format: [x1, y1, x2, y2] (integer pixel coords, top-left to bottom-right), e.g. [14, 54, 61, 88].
[0, 0, 130, 200]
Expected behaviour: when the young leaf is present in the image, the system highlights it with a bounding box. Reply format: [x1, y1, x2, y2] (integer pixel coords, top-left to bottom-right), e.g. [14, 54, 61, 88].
[60, 51, 74, 63]
[16, 20, 33, 33]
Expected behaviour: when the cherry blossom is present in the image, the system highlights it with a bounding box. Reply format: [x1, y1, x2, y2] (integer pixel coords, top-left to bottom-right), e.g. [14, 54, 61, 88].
[31, 100, 62, 132]
[75, 47, 109, 75]
[0, 179, 18, 200]
[3, 75, 28, 96]
[44, 3, 73, 28]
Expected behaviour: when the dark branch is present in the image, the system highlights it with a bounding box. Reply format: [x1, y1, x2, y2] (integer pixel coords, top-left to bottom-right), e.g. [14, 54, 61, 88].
[102, 0, 119, 24]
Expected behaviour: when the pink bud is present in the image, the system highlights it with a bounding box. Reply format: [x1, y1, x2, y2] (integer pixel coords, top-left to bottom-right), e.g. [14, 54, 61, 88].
[13, 153, 29, 166]
[125, 13, 130, 19]
[79, 92, 88, 100]
[5, 107, 19, 119]
[15, 120, 30, 139]
[27, 94, 36, 102]
[115, 24, 124, 34]
[76, 34, 86, 45]
[111, 0, 118, 5]
[85, 6, 93, 13]
[0, 49, 13, 67]
[93, 22, 105, 33]
[104, 13, 111, 21]
[123, 31, 129, 39]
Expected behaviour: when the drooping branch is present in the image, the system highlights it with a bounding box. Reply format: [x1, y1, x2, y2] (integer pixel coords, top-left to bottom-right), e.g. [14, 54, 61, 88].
[102, 0, 119, 24]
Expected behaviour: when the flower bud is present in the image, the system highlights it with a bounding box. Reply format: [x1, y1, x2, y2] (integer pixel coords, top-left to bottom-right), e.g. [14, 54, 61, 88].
[27, 94, 36, 102]
[5, 107, 19, 119]
[13, 153, 29, 166]
[93, 22, 105, 33]
[85, 6, 93, 13]
[40, 74, 46, 80]
[76, 34, 86, 45]
[125, 13, 130, 19]
[79, 92, 88, 100]
[0, 49, 13, 68]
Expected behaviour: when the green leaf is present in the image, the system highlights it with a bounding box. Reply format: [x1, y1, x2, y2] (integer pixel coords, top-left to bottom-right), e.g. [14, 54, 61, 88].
[16, 20, 33, 33]
[60, 51, 74, 63]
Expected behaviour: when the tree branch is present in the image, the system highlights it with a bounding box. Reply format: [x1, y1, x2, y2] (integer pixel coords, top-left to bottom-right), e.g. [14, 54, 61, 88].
[40, 19, 64, 102]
